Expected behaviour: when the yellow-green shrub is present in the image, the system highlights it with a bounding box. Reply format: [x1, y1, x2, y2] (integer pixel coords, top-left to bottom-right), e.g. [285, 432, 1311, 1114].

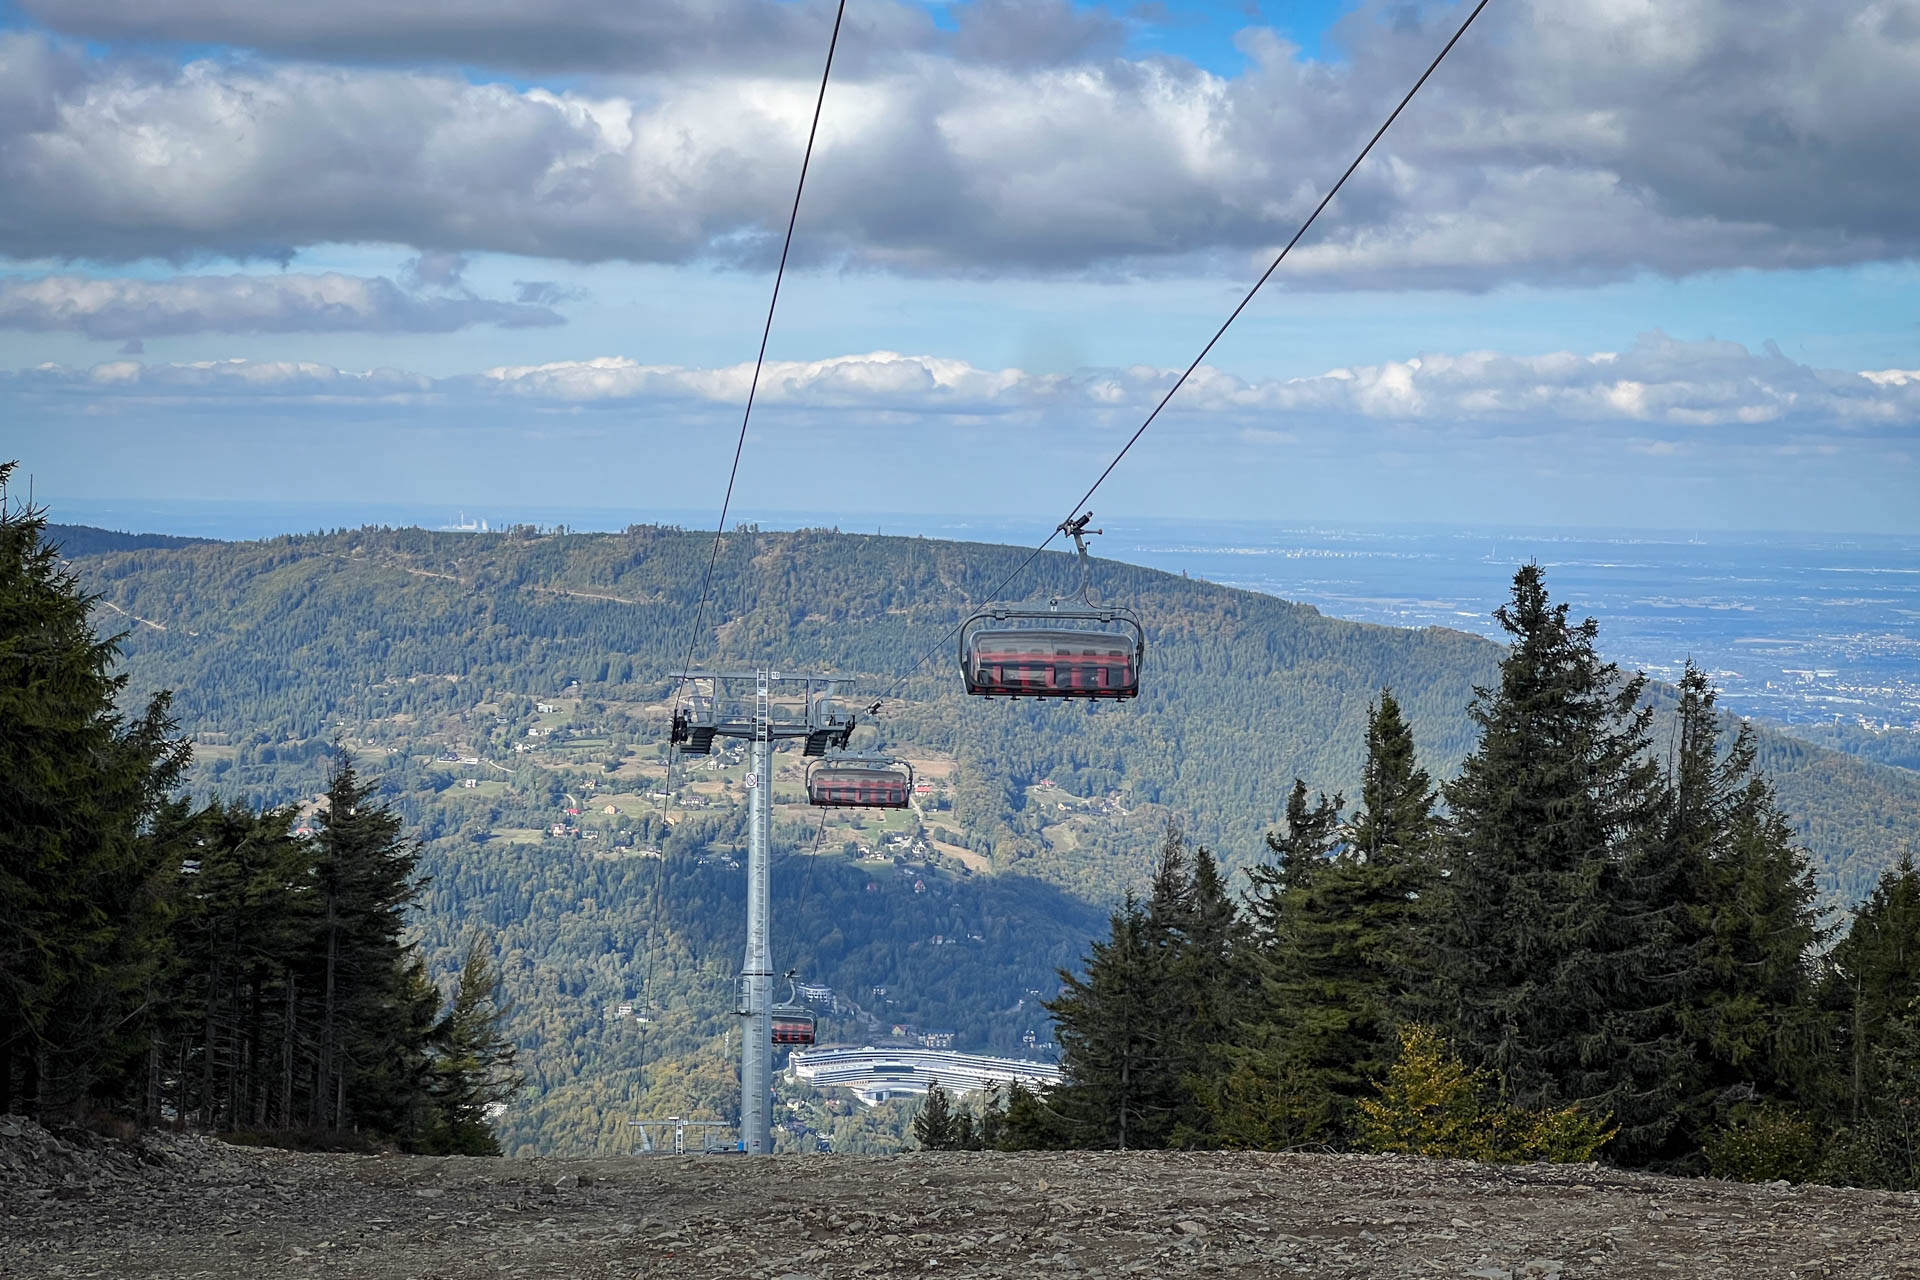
[1703, 1104, 1821, 1183]
[1357, 1025, 1615, 1163]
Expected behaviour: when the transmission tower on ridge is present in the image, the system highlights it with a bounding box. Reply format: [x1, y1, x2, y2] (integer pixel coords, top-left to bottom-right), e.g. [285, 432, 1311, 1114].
[669, 669, 853, 1154]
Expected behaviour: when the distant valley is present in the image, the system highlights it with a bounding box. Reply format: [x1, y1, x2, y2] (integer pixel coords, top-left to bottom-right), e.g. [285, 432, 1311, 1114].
[55, 522, 1920, 1153]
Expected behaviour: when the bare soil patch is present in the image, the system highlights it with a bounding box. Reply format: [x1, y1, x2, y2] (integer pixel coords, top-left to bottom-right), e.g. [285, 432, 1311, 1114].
[2, 1117, 1912, 1278]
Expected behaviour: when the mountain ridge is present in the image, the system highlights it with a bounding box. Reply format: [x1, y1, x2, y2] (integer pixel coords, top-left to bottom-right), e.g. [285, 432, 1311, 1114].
[66, 521, 1920, 902]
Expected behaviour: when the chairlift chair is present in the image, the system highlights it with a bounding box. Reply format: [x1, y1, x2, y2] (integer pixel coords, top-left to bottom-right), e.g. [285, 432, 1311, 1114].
[805, 756, 914, 809]
[959, 514, 1144, 700]
[771, 972, 817, 1046]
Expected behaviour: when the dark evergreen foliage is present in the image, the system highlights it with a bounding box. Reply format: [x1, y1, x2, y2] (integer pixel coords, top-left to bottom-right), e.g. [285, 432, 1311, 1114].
[1046, 892, 1168, 1148]
[1209, 695, 1440, 1146]
[1044, 827, 1252, 1149]
[1825, 859, 1920, 1130]
[0, 478, 521, 1145]
[1347, 690, 1441, 866]
[913, 1082, 957, 1149]
[0, 467, 189, 1117]
[307, 757, 427, 1132]
[1420, 566, 1681, 1161]
[1040, 569, 1881, 1184]
[427, 934, 524, 1155]
[1657, 665, 1824, 1159]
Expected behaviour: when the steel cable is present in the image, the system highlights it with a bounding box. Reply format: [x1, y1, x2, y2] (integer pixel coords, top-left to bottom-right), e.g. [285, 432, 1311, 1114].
[643, 0, 849, 1104]
[670, 0, 849, 713]
[874, 0, 1495, 705]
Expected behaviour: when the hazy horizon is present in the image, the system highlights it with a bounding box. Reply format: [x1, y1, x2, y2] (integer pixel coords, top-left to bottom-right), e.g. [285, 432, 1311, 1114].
[36, 494, 1920, 548]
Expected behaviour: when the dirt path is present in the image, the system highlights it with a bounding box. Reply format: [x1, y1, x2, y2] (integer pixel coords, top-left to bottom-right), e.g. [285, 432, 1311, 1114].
[3, 1123, 1913, 1278]
[94, 598, 170, 632]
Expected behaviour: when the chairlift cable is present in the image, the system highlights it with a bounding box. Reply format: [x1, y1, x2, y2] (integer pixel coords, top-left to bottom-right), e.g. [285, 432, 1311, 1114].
[646, 0, 848, 1100]
[874, 0, 1494, 705]
[796, 804, 828, 917]
[668, 0, 849, 723]
[1052, 0, 1493, 538]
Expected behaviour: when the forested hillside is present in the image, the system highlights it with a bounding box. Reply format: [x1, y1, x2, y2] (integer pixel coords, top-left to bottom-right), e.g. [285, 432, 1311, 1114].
[58, 523, 1920, 1153]
[72, 523, 1920, 899]
[45, 523, 213, 558]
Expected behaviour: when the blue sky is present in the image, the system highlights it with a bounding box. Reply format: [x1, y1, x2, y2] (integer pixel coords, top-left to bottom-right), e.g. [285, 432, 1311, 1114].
[2, 0, 1917, 533]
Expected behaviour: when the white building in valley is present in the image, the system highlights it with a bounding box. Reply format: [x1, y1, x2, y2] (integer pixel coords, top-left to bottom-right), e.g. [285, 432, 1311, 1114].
[787, 1046, 1062, 1105]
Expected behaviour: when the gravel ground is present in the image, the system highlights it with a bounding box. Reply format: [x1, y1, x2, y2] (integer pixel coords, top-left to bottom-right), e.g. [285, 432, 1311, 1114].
[2, 1117, 1915, 1278]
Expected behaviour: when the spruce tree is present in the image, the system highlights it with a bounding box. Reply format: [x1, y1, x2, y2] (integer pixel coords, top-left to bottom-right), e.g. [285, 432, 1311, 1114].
[1156, 832, 1253, 1145]
[1047, 893, 1170, 1148]
[1422, 565, 1675, 1161]
[1657, 666, 1821, 1151]
[307, 754, 425, 1132]
[427, 933, 524, 1155]
[0, 464, 189, 1117]
[997, 1079, 1077, 1150]
[1710, 772, 1822, 1099]
[906, 1090, 952, 1159]
[1248, 781, 1343, 924]
[1209, 696, 1440, 1146]
[164, 799, 314, 1131]
[1285, 694, 1440, 1139]
[1860, 1000, 1920, 1188]
[1347, 690, 1441, 866]
[1201, 784, 1346, 1147]
[1826, 858, 1920, 1128]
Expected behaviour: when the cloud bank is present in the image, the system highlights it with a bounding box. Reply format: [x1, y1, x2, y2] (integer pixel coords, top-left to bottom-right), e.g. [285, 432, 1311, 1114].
[14, 0, 1118, 75]
[0, 272, 563, 338]
[2, 0, 1917, 282]
[10, 335, 1916, 435]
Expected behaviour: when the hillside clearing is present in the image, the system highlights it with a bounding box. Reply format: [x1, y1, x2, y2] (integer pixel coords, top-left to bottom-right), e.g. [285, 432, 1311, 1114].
[4, 1121, 1910, 1279]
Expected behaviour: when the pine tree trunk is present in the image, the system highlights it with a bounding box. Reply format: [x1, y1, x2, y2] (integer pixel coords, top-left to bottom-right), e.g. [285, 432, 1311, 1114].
[247, 969, 265, 1129]
[202, 962, 219, 1131]
[1853, 972, 1866, 1126]
[225, 1011, 240, 1133]
[0, 1017, 13, 1117]
[281, 974, 296, 1130]
[321, 893, 338, 1131]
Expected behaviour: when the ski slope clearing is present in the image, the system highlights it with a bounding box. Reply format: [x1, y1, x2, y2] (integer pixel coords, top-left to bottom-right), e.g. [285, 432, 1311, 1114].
[3, 1119, 1911, 1278]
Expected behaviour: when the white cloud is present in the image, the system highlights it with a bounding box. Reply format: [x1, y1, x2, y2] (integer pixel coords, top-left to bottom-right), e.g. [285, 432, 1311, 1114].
[0, 0, 1917, 281]
[8, 334, 1916, 432]
[0, 272, 563, 338]
[15, 356, 435, 402]
[481, 351, 1048, 410]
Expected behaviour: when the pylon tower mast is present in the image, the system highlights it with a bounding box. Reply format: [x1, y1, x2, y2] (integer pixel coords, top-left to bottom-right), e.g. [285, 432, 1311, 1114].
[670, 669, 853, 1154]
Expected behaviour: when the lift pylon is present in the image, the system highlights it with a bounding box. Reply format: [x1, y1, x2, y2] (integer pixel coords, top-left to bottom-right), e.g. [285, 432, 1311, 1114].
[668, 669, 853, 1154]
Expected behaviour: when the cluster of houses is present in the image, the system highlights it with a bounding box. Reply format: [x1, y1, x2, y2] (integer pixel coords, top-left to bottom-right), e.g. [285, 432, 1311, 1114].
[602, 1001, 653, 1024]
[887, 1024, 958, 1049]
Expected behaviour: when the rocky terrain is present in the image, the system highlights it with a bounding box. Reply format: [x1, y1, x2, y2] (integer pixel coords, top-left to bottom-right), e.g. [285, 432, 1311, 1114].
[2, 1117, 1914, 1279]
